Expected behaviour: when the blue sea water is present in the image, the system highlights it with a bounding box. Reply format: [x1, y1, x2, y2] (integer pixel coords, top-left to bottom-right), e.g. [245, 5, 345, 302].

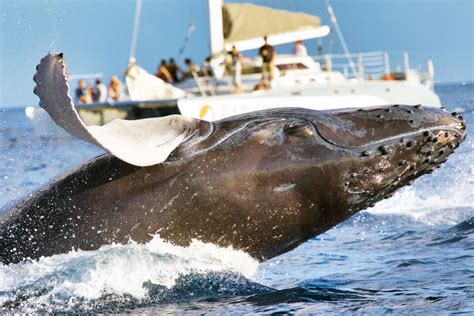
[0, 84, 473, 313]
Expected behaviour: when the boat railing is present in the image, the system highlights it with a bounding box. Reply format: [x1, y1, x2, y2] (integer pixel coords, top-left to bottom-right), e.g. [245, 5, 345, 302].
[313, 51, 390, 80]
[313, 51, 435, 89]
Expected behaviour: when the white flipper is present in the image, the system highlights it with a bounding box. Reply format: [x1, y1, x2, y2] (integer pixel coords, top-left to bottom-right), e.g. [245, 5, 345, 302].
[33, 53, 200, 166]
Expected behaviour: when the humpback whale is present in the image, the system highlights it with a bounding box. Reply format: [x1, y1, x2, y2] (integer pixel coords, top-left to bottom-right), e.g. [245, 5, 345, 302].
[0, 54, 467, 264]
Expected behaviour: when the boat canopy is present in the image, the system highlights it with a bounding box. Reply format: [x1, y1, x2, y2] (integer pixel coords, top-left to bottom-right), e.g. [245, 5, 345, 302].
[222, 3, 330, 51]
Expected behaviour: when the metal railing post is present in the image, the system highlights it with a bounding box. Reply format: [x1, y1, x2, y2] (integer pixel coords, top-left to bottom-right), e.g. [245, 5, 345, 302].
[384, 52, 390, 75]
[325, 54, 332, 72]
[403, 52, 410, 72]
[358, 53, 364, 80]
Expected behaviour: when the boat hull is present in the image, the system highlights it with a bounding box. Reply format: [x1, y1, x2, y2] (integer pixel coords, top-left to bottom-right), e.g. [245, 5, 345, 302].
[178, 80, 442, 121]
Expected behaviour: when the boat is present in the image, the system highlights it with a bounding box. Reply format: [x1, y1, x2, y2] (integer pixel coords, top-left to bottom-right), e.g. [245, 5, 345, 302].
[26, 0, 442, 128]
[176, 0, 441, 120]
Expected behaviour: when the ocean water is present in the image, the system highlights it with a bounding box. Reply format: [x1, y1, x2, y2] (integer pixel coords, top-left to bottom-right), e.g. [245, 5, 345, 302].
[0, 83, 473, 313]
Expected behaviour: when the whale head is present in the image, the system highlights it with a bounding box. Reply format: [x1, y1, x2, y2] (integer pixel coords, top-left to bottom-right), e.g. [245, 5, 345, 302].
[186, 105, 467, 260]
[304, 105, 466, 211]
[219, 106, 466, 210]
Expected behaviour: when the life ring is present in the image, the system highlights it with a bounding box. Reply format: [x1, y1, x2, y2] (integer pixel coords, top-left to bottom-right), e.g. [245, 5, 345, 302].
[199, 104, 215, 121]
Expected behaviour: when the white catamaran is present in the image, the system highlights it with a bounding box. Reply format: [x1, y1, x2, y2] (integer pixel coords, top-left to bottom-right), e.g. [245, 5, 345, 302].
[174, 0, 441, 121]
[26, 0, 442, 128]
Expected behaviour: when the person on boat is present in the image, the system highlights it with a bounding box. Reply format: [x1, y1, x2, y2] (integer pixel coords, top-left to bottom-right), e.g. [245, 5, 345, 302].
[75, 80, 91, 104]
[293, 40, 308, 57]
[91, 79, 107, 103]
[258, 35, 275, 88]
[108, 76, 123, 102]
[168, 58, 181, 83]
[181, 58, 198, 80]
[86, 83, 95, 103]
[155, 59, 173, 83]
[229, 45, 243, 93]
[202, 56, 213, 77]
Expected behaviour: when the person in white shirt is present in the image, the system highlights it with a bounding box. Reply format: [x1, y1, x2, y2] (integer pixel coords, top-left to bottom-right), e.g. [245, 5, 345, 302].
[229, 45, 243, 93]
[92, 79, 108, 103]
[293, 40, 308, 57]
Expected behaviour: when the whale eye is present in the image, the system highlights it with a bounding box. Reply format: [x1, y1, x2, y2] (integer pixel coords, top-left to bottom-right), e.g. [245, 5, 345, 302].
[283, 121, 315, 138]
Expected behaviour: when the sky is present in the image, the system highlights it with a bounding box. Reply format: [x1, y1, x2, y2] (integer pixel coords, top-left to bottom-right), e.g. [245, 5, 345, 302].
[0, 0, 473, 108]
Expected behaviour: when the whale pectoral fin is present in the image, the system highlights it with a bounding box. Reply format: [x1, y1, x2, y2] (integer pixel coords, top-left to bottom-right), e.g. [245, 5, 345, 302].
[33, 53, 99, 145]
[87, 116, 199, 166]
[33, 53, 201, 166]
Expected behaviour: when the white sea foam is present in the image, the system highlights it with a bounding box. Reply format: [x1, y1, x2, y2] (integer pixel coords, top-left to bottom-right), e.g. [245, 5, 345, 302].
[367, 186, 473, 225]
[0, 236, 259, 305]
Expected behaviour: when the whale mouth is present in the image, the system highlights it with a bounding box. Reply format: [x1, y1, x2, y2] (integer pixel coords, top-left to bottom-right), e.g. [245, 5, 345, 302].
[312, 105, 466, 149]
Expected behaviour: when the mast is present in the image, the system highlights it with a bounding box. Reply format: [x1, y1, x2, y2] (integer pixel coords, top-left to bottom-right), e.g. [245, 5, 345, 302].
[129, 0, 143, 61]
[324, 0, 357, 77]
[208, 0, 225, 56]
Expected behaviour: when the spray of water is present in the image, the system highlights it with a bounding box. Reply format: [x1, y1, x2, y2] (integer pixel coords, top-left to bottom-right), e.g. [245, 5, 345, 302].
[0, 235, 258, 311]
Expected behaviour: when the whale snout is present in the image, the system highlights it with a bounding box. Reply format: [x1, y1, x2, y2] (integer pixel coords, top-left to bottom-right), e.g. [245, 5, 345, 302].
[312, 104, 466, 150]
[399, 114, 465, 172]
[312, 105, 467, 210]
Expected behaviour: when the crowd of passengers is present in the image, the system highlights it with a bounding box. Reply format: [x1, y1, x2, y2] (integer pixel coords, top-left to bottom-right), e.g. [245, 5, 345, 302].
[74, 58, 197, 104]
[75, 77, 124, 104]
[75, 36, 307, 104]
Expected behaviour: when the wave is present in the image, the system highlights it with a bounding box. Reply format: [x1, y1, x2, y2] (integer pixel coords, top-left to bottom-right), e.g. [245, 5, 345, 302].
[426, 216, 474, 247]
[0, 236, 259, 312]
[448, 216, 474, 232]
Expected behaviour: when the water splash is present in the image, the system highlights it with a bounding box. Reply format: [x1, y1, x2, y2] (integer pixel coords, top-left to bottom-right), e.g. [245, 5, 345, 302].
[0, 236, 259, 312]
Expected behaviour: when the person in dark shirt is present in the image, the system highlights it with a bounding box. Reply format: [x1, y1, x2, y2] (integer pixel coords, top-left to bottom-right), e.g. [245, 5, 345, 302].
[155, 59, 173, 82]
[91, 79, 107, 102]
[167, 58, 181, 83]
[258, 35, 275, 88]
